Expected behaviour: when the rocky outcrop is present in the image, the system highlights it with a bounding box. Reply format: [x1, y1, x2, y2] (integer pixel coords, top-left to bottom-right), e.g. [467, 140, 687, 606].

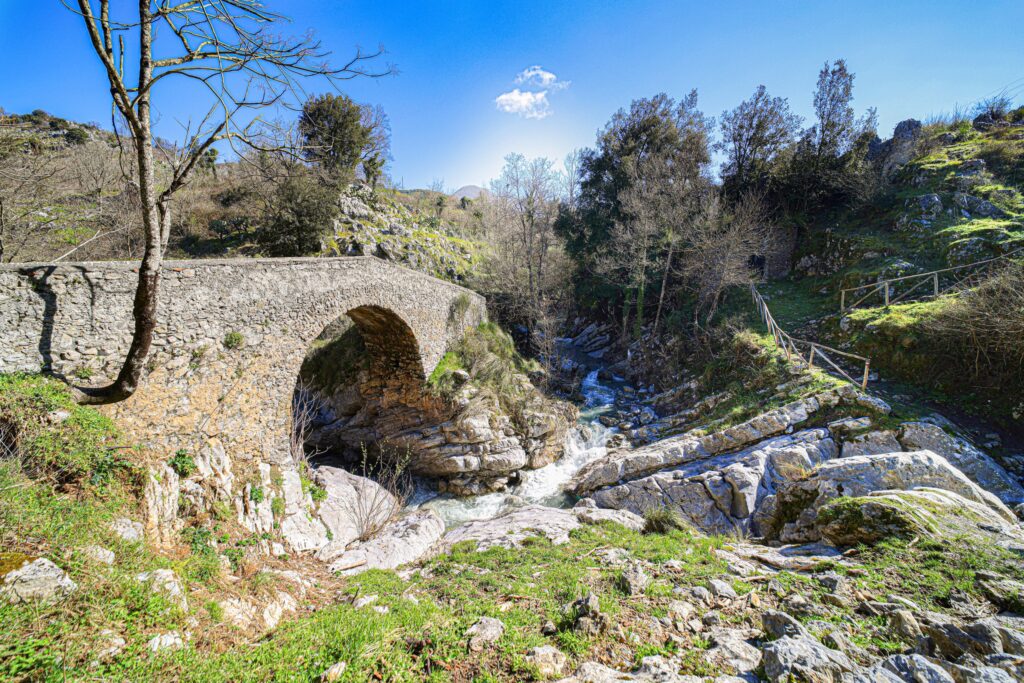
[437, 504, 645, 552]
[896, 421, 1024, 504]
[570, 386, 887, 496]
[767, 450, 1017, 543]
[588, 428, 838, 536]
[318, 510, 444, 575]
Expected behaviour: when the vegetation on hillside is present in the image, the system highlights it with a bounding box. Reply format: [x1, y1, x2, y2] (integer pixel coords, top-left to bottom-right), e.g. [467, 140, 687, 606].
[3, 381, 1020, 680]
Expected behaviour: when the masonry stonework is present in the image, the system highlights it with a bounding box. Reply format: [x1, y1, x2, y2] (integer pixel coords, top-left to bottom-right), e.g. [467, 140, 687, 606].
[0, 256, 486, 548]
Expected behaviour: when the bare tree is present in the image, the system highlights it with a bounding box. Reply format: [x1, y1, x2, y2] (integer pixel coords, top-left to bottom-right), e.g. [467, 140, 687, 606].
[487, 154, 564, 337]
[0, 139, 63, 263]
[679, 192, 770, 325]
[65, 0, 389, 404]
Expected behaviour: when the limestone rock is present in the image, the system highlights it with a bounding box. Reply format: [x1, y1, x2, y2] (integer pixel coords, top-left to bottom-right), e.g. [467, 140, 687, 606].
[314, 465, 398, 550]
[144, 464, 180, 547]
[840, 430, 902, 457]
[280, 511, 330, 554]
[761, 635, 854, 682]
[439, 505, 581, 552]
[555, 656, 699, 682]
[110, 517, 144, 542]
[620, 561, 650, 596]
[321, 510, 443, 575]
[465, 616, 505, 651]
[897, 422, 1024, 505]
[1, 558, 77, 605]
[136, 568, 188, 611]
[525, 645, 569, 678]
[146, 632, 184, 652]
[706, 628, 762, 674]
[868, 654, 956, 682]
[571, 391, 855, 495]
[83, 545, 115, 565]
[572, 505, 646, 532]
[762, 610, 807, 639]
[588, 428, 837, 536]
[769, 451, 1017, 543]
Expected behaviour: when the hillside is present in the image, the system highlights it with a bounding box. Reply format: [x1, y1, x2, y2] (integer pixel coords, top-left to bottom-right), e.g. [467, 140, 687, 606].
[755, 116, 1024, 437]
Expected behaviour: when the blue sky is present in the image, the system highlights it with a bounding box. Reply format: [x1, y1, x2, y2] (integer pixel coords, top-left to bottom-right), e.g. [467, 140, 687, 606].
[1, 1, 1022, 189]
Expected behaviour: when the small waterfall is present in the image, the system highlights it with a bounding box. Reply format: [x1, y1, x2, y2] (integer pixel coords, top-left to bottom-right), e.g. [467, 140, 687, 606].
[411, 369, 620, 527]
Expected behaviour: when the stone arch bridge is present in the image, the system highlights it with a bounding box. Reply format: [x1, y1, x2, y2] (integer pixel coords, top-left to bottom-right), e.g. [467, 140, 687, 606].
[0, 256, 487, 472]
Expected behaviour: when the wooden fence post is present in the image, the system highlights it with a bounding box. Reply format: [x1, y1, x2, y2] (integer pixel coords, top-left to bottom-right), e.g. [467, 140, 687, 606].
[808, 344, 816, 368]
[933, 272, 939, 297]
[862, 360, 871, 389]
[883, 282, 890, 306]
[840, 289, 846, 311]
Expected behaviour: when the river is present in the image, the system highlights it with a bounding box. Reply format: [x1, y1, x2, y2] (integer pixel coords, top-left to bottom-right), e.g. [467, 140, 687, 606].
[409, 367, 622, 527]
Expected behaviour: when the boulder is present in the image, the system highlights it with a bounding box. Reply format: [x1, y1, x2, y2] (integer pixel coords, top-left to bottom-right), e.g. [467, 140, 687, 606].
[319, 510, 444, 575]
[110, 517, 144, 542]
[620, 561, 650, 596]
[525, 645, 569, 678]
[314, 466, 398, 550]
[439, 505, 581, 552]
[762, 610, 808, 639]
[706, 628, 762, 674]
[897, 422, 1024, 505]
[0, 558, 77, 605]
[465, 616, 505, 651]
[761, 635, 854, 682]
[768, 451, 1017, 543]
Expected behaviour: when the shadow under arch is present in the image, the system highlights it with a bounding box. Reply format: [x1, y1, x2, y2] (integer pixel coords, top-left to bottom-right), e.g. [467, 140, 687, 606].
[293, 304, 441, 467]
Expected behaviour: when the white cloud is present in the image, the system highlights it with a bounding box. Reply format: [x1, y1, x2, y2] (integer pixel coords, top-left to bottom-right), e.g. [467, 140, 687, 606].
[514, 65, 569, 91]
[495, 88, 552, 120]
[496, 65, 569, 120]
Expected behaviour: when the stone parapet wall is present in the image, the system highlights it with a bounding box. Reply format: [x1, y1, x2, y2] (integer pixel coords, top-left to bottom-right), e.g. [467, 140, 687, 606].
[0, 256, 486, 550]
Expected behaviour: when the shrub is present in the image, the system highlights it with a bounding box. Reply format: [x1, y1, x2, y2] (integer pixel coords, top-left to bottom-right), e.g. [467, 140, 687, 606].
[643, 507, 688, 534]
[249, 486, 265, 504]
[927, 262, 1024, 394]
[168, 449, 197, 478]
[974, 95, 1014, 121]
[64, 128, 88, 145]
[271, 497, 285, 520]
[223, 331, 244, 349]
[255, 173, 337, 256]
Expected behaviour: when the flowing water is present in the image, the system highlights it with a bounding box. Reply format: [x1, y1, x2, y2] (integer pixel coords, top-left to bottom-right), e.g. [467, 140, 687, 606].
[409, 367, 621, 528]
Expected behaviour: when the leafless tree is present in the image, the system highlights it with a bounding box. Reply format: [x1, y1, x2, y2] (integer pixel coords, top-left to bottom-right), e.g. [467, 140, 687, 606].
[64, 0, 389, 404]
[679, 192, 771, 325]
[0, 140, 63, 263]
[345, 443, 412, 541]
[484, 153, 573, 354]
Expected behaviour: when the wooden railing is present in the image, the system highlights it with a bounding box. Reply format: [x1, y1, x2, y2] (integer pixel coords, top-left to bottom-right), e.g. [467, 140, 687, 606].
[839, 248, 1023, 312]
[751, 285, 871, 389]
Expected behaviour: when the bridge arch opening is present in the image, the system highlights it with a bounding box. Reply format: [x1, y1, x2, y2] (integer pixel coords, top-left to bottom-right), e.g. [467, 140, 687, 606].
[293, 304, 439, 469]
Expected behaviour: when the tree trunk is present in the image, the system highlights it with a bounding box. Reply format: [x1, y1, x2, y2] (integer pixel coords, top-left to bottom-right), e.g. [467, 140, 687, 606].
[653, 241, 674, 336]
[78, 2, 162, 405]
